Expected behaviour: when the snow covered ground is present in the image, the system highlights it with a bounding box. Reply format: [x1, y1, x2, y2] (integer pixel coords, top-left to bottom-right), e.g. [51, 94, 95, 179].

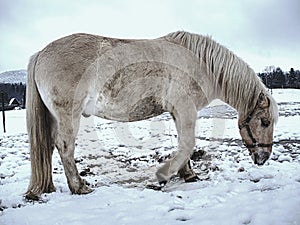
[0, 89, 300, 225]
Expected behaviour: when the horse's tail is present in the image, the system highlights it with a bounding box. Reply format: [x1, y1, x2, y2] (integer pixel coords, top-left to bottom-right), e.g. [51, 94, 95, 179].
[25, 52, 55, 200]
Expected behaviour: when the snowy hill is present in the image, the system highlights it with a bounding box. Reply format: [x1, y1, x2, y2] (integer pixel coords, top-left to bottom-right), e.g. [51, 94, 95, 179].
[0, 70, 27, 84]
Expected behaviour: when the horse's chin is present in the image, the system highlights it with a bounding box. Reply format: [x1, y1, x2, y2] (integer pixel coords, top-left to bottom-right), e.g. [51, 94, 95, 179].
[251, 150, 270, 166]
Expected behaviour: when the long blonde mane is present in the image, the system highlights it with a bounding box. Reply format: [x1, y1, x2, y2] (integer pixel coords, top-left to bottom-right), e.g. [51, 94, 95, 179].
[165, 31, 278, 122]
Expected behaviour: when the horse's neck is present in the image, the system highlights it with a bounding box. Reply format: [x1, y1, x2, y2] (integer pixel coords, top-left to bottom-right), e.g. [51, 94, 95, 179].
[214, 69, 260, 119]
[165, 31, 260, 118]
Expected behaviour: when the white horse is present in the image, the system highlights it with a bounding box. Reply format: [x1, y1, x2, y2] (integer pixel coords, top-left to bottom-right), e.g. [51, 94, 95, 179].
[25, 31, 278, 200]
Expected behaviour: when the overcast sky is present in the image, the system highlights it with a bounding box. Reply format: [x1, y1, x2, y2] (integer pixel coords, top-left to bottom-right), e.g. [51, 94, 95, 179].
[0, 0, 299, 73]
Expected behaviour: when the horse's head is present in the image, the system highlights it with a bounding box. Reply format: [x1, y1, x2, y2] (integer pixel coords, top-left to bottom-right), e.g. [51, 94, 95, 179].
[238, 92, 276, 165]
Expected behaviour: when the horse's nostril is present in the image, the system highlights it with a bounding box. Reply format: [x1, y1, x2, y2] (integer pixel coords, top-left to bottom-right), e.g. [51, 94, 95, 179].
[262, 151, 270, 159]
[262, 152, 271, 164]
[252, 151, 270, 165]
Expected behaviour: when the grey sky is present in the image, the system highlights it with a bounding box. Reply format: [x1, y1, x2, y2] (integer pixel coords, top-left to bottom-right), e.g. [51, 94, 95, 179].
[0, 0, 299, 72]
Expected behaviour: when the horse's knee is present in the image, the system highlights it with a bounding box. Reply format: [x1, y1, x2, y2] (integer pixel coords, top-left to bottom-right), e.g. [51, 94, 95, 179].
[55, 128, 75, 150]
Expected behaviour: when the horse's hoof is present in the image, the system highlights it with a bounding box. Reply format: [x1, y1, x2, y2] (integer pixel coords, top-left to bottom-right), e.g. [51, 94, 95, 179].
[74, 189, 93, 195]
[184, 175, 200, 183]
[24, 191, 40, 202]
[146, 184, 163, 191]
[24, 184, 55, 202]
[84, 186, 93, 194]
[76, 185, 93, 195]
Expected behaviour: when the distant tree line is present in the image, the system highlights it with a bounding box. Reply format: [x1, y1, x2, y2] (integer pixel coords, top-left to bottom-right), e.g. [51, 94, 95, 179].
[0, 83, 26, 108]
[258, 67, 300, 89]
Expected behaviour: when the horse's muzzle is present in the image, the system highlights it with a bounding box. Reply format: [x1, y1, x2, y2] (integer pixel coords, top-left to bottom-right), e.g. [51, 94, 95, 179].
[251, 151, 270, 166]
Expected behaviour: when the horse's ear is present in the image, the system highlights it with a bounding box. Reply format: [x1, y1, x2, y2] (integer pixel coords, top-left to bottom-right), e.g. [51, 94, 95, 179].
[258, 92, 270, 108]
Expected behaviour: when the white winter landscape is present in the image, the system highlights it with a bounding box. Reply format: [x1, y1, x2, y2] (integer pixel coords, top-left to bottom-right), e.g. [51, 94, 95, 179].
[0, 89, 300, 225]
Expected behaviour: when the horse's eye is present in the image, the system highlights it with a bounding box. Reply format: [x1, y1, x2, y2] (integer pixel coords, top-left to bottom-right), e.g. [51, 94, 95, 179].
[261, 119, 270, 128]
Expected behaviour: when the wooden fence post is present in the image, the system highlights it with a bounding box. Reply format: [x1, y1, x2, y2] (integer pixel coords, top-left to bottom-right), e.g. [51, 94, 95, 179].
[1, 92, 6, 133]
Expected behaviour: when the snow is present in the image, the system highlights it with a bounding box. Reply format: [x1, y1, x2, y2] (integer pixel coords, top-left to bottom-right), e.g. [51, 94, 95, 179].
[1, 89, 300, 225]
[0, 70, 27, 84]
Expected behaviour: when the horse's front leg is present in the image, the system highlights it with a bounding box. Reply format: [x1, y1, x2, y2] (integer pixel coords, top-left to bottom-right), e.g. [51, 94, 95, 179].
[55, 119, 92, 194]
[156, 107, 198, 184]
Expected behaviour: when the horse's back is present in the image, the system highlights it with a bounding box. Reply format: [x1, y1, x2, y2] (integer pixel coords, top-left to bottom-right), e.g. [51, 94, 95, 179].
[32, 33, 207, 122]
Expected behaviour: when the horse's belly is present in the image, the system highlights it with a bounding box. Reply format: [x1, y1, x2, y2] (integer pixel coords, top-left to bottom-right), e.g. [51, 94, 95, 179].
[123, 96, 165, 121]
[83, 94, 165, 122]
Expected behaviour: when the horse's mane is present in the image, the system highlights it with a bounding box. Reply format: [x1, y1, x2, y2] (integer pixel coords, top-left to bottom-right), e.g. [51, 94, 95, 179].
[164, 31, 278, 122]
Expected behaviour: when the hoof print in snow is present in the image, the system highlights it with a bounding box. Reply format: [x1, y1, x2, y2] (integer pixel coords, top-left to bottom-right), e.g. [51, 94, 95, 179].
[250, 178, 261, 183]
[12, 203, 24, 209]
[159, 180, 167, 186]
[79, 168, 94, 176]
[176, 216, 190, 222]
[238, 167, 245, 172]
[75, 158, 83, 163]
[0, 200, 7, 212]
[191, 150, 206, 161]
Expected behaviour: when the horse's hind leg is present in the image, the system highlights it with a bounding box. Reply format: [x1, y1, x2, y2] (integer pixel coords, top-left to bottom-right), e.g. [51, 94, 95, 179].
[156, 107, 197, 184]
[55, 116, 92, 194]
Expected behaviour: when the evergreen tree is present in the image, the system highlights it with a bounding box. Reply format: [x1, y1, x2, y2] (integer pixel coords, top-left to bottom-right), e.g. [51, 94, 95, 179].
[288, 68, 297, 88]
[272, 67, 286, 88]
